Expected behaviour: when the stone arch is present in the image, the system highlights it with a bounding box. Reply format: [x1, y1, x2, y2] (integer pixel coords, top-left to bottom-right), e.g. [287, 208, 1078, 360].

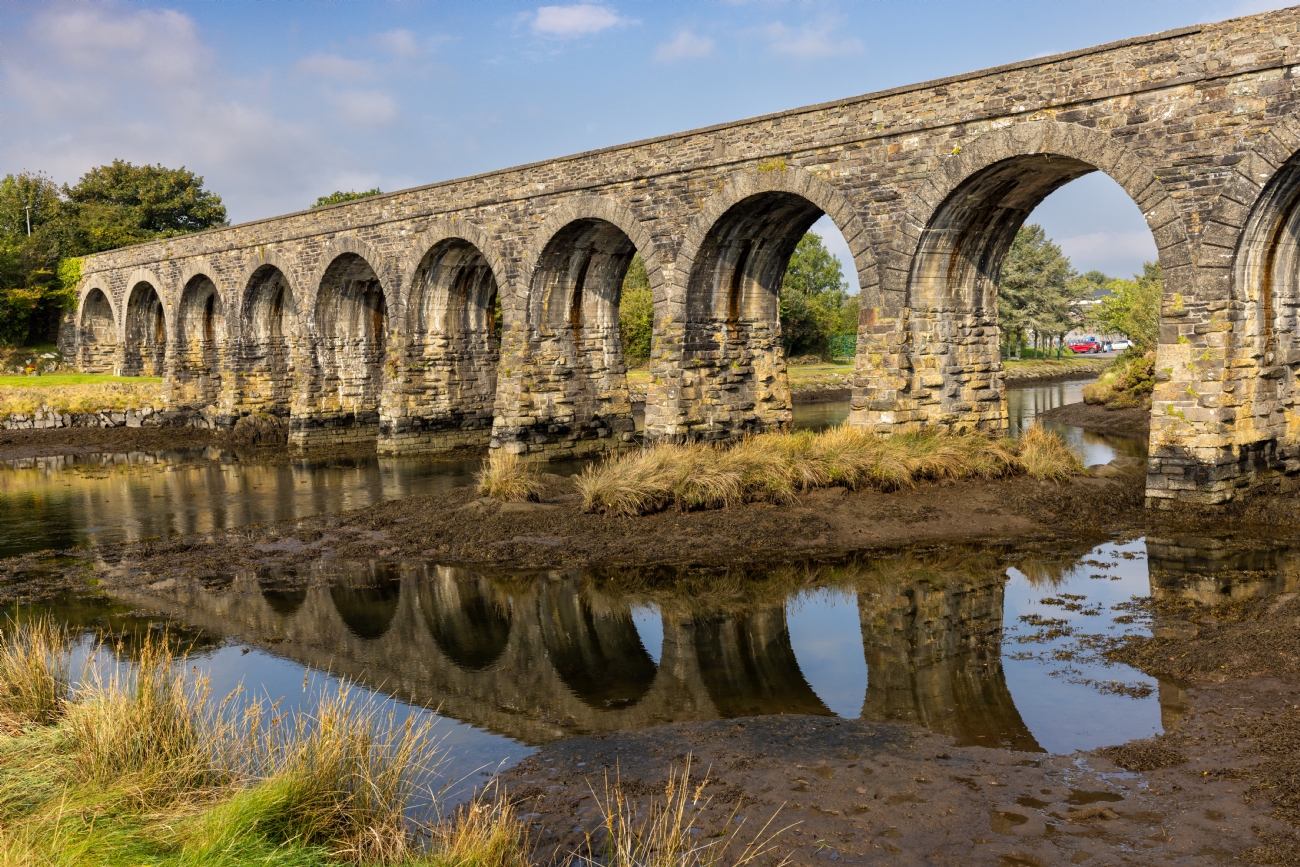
[306, 235, 396, 326]
[537, 579, 658, 711]
[122, 273, 168, 378]
[678, 166, 876, 308]
[237, 256, 302, 417]
[176, 272, 225, 404]
[77, 284, 118, 374]
[383, 221, 508, 453]
[882, 120, 1191, 435]
[671, 166, 873, 441]
[418, 568, 513, 672]
[309, 246, 391, 443]
[493, 197, 656, 455]
[1223, 129, 1300, 448]
[897, 121, 1192, 310]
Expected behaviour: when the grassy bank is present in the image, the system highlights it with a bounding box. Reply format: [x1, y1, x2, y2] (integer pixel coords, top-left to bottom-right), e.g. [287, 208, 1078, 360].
[0, 375, 164, 416]
[0, 618, 529, 867]
[553, 423, 1080, 517]
[1002, 357, 1110, 381]
[0, 617, 780, 867]
[1083, 352, 1155, 409]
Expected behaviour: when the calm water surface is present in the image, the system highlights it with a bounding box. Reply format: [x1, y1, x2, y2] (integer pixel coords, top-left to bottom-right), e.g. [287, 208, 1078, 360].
[6, 376, 1217, 803]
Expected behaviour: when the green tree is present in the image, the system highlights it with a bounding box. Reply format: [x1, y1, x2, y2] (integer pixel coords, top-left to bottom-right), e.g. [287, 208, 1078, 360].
[1090, 261, 1161, 352]
[619, 253, 654, 365]
[780, 233, 849, 358]
[313, 188, 382, 208]
[997, 224, 1087, 358]
[0, 161, 226, 346]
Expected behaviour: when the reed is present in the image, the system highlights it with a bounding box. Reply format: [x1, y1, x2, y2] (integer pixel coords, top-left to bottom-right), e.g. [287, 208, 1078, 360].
[0, 614, 69, 727]
[576, 759, 789, 867]
[63, 632, 219, 803]
[577, 425, 1052, 517]
[476, 451, 546, 503]
[1017, 421, 1084, 482]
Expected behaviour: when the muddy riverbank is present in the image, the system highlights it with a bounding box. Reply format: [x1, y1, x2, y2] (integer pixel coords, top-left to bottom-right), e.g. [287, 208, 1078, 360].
[1041, 400, 1151, 435]
[500, 540, 1300, 865]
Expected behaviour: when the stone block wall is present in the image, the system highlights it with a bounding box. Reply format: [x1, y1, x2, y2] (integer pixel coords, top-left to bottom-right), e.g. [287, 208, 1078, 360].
[72, 6, 1300, 504]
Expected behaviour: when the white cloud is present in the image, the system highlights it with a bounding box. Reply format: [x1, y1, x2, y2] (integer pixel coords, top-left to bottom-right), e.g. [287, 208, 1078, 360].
[654, 30, 715, 63]
[295, 53, 375, 79]
[763, 19, 863, 59]
[332, 90, 401, 126]
[532, 5, 627, 38]
[371, 29, 422, 58]
[0, 4, 332, 221]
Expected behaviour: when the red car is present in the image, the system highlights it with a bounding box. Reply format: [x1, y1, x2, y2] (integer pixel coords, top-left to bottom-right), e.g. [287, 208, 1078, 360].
[1068, 340, 1102, 353]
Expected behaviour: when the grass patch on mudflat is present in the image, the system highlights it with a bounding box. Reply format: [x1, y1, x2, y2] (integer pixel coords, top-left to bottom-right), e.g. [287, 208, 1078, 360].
[577, 423, 1082, 517]
[0, 376, 164, 416]
[1083, 352, 1155, 409]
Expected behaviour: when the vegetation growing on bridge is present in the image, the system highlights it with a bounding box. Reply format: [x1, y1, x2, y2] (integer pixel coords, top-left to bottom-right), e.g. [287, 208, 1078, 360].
[312, 188, 384, 209]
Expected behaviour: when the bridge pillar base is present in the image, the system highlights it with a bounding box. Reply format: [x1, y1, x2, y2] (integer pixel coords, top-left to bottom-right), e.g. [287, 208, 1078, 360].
[489, 415, 640, 461]
[1145, 438, 1300, 508]
[377, 423, 493, 457]
[288, 413, 380, 451]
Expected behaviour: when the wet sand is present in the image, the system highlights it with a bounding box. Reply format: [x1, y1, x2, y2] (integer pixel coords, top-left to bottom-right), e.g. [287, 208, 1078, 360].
[1041, 401, 1151, 435]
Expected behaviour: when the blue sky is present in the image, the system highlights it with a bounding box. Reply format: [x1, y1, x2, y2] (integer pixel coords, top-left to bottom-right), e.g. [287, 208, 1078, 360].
[1, 0, 1286, 284]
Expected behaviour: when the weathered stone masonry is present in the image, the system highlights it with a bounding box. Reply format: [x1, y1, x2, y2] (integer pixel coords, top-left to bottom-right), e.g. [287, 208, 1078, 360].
[75, 8, 1300, 505]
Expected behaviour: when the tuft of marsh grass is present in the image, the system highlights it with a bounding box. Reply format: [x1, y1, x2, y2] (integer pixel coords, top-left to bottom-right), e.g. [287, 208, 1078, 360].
[577, 758, 790, 867]
[63, 631, 218, 803]
[431, 791, 530, 867]
[1018, 421, 1085, 482]
[0, 614, 69, 727]
[577, 426, 1046, 516]
[476, 451, 545, 502]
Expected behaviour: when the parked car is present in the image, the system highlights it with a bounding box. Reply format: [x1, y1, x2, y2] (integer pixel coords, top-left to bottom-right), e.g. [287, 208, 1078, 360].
[1068, 340, 1102, 353]
[1110, 340, 1132, 351]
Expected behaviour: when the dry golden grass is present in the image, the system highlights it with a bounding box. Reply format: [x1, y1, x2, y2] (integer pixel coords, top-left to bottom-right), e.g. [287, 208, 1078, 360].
[576, 758, 790, 867]
[476, 451, 546, 502]
[0, 380, 165, 416]
[63, 632, 218, 804]
[577, 425, 1044, 516]
[1018, 421, 1085, 482]
[0, 615, 69, 727]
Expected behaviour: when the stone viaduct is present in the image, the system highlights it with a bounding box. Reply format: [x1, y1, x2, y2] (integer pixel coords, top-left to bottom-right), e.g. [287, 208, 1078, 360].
[73, 7, 1300, 505]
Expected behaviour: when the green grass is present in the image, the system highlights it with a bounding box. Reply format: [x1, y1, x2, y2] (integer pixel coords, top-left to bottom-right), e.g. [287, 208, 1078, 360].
[0, 374, 161, 387]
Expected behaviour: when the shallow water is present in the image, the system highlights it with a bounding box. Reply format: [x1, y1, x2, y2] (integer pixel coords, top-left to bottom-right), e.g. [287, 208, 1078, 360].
[35, 531, 1270, 804]
[4, 375, 1186, 803]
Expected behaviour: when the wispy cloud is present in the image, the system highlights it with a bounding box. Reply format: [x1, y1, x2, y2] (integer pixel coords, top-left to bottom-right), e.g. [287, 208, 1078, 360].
[295, 53, 375, 79]
[532, 5, 629, 38]
[331, 90, 400, 126]
[762, 18, 863, 59]
[370, 29, 422, 58]
[654, 30, 715, 62]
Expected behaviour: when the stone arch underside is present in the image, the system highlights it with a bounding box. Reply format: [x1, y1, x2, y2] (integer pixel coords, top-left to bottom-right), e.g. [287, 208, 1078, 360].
[679, 191, 825, 440]
[495, 217, 639, 456]
[1218, 147, 1300, 481]
[300, 253, 389, 447]
[176, 275, 225, 405]
[235, 264, 301, 419]
[78, 288, 117, 374]
[381, 237, 501, 454]
[900, 154, 1097, 434]
[123, 282, 167, 378]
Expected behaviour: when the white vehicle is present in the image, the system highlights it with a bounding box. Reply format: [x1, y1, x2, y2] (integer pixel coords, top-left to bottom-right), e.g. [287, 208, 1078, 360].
[1110, 340, 1132, 351]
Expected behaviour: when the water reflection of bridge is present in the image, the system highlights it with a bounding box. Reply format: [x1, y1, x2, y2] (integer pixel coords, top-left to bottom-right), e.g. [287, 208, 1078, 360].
[114, 561, 1042, 749]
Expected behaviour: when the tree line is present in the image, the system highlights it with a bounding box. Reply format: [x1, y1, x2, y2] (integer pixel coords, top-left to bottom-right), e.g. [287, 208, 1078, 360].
[0, 162, 227, 347]
[998, 223, 1160, 358]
